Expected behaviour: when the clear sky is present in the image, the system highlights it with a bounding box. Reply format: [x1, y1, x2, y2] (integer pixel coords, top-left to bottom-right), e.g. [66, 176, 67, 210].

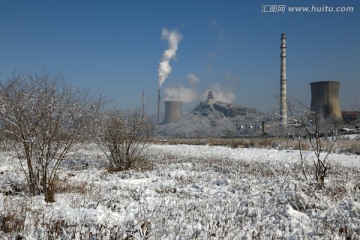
[0, 0, 359, 114]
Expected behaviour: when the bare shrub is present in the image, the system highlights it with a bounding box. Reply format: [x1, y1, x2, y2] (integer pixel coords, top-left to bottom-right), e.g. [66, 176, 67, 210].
[327, 184, 347, 201]
[287, 99, 342, 187]
[97, 110, 155, 171]
[0, 212, 25, 234]
[0, 197, 27, 235]
[0, 72, 104, 202]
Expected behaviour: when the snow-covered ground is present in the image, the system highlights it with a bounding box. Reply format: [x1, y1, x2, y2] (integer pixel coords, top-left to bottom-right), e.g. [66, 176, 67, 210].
[1, 143, 360, 239]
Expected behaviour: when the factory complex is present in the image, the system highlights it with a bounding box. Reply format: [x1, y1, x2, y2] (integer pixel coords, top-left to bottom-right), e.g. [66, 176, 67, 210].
[157, 33, 360, 128]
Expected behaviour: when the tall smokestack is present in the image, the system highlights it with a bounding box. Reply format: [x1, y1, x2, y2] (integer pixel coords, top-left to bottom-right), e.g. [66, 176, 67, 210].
[141, 90, 145, 118]
[280, 33, 287, 127]
[157, 88, 161, 124]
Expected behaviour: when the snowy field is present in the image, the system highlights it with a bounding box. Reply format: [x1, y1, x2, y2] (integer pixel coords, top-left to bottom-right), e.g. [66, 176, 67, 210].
[1, 143, 360, 239]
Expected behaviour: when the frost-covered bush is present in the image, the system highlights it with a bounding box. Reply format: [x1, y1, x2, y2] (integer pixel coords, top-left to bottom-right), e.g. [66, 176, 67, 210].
[1, 144, 360, 239]
[0, 72, 104, 202]
[96, 110, 155, 171]
[286, 99, 343, 187]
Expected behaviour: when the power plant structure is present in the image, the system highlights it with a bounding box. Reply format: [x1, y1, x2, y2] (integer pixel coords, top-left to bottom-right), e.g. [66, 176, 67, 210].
[141, 90, 145, 118]
[163, 101, 182, 124]
[279, 33, 287, 127]
[310, 81, 342, 121]
[157, 88, 161, 124]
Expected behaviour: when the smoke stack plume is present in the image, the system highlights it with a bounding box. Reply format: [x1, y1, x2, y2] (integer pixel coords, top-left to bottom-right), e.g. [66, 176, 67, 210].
[164, 86, 198, 104]
[158, 28, 183, 88]
[280, 33, 287, 127]
[157, 28, 183, 124]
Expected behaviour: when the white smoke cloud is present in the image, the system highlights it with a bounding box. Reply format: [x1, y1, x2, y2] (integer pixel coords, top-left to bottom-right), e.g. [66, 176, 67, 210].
[158, 28, 183, 88]
[203, 83, 236, 103]
[187, 73, 200, 85]
[164, 86, 198, 104]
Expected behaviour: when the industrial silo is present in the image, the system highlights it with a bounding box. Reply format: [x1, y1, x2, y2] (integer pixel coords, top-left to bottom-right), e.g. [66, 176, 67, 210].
[310, 81, 342, 120]
[163, 101, 182, 124]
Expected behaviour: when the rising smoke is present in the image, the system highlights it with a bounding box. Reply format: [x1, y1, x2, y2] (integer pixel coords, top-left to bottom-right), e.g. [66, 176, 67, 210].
[165, 82, 235, 105]
[203, 83, 236, 103]
[164, 86, 198, 104]
[187, 73, 200, 85]
[158, 28, 183, 88]
[157, 28, 235, 105]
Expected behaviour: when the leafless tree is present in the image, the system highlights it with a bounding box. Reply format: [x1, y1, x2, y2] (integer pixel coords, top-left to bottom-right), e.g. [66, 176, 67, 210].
[0, 72, 104, 202]
[96, 110, 155, 171]
[287, 99, 342, 187]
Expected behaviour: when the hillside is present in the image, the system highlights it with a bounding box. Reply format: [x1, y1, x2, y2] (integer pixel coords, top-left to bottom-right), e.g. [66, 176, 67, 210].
[158, 92, 276, 137]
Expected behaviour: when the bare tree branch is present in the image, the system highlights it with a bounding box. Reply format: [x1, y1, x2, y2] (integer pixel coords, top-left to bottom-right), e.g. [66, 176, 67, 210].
[286, 98, 342, 187]
[96, 110, 155, 171]
[0, 72, 105, 202]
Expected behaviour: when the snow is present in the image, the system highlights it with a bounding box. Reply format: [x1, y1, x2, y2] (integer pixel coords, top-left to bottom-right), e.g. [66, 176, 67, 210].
[1, 143, 360, 239]
[341, 134, 360, 140]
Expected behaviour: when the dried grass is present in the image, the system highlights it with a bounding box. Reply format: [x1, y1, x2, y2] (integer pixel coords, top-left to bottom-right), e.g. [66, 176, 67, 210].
[51, 177, 88, 195]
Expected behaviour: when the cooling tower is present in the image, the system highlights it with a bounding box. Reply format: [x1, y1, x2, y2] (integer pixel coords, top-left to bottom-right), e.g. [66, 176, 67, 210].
[310, 81, 342, 121]
[164, 101, 182, 124]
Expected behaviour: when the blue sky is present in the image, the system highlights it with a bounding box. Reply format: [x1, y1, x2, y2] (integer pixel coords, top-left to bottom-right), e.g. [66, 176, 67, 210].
[0, 0, 359, 114]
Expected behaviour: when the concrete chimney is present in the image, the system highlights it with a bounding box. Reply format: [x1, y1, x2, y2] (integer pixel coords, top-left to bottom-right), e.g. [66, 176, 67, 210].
[310, 81, 342, 121]
[163, 101, 182, 124]
[157, 88, 161, 124]
[280, 33, 287, 127]
[141, 90, 145, 118]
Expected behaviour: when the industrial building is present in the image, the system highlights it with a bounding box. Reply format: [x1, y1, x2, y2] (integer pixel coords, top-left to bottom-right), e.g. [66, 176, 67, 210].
[342, 111, 360, 123]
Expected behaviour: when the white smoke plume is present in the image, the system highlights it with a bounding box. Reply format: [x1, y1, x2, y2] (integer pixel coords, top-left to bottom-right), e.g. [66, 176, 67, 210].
[203, 83, 236, 103]
[187, 73, 200, 85]
[164, 86, 198, 104]
[158, 28, 183, 88]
